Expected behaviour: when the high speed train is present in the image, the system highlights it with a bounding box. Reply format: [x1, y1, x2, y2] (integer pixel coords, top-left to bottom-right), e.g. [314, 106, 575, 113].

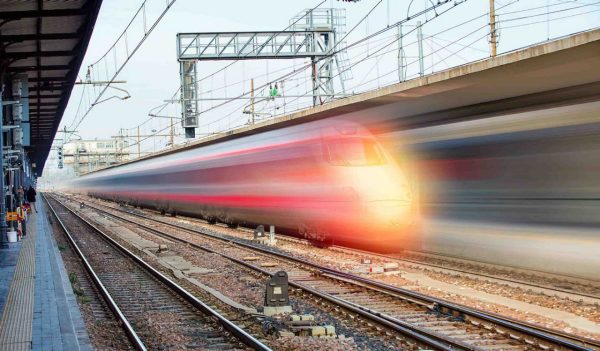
[69, 119, 420, 250]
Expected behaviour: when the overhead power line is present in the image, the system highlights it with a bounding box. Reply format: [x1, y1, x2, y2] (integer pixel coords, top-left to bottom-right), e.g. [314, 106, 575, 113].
[67, 0, 178, 136]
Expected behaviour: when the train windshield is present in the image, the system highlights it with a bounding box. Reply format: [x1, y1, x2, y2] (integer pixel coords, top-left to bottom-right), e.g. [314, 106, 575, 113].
[326, 138, 385, 166]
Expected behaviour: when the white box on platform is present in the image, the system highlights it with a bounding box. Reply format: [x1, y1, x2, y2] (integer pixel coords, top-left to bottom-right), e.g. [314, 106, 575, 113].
[7, 231, 17, 243]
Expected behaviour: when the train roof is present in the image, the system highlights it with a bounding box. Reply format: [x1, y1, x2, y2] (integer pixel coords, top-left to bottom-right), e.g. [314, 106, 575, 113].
[82, 112, 347, 175]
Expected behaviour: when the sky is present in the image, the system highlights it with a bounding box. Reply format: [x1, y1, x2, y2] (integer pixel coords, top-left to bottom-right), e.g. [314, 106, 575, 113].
[42, 0, 600, 176]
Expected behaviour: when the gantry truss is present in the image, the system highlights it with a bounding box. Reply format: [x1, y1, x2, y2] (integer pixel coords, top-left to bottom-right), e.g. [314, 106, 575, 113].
[176, 8, 350, 138]
[177, 30, 334, 60]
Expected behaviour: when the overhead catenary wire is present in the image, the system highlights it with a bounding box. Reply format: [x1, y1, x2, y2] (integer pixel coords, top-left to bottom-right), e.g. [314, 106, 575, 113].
[75, 0, 552, 144]
[318, 0, 467, 64]
[129, 0, 496, 147]
[201, 0, 464, 119]
[282, 1, 524, 113]
[246, 32, 401, 115]
[276, 2, 600, 118]
[152, 0, 328, 104]
[98, 0, 599, 162]
[217, 0, 472, 123]
[67, 0, 178, 135]
[234, 0, 576, 122]
[496, 0, 600, 23]
[331, 0, 384, 56]
[497, 0, 600, 16]
[316, 23, 490, 104]
[265, 0, 577, 116]
[499, 8, 600, 29]
[197, 32, 398, 97]
[329, 1, 598, 99]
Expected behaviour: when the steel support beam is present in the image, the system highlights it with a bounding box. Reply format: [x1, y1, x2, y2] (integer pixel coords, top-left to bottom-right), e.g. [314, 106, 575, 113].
[0, 8, 87, 20]
[28, 76, 68, 82]
[31, 108, 57, 113]
[29, 88, 67, 93]
[30, 94, 62, 99]
[4, 50, 75, 59]
[28, 102, 58, 106]
[0, 33, 80, 41]
[6, 65, 71, 72]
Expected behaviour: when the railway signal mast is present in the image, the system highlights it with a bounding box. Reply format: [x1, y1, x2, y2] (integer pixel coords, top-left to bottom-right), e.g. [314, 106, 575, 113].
[57, 146, 63, 169]
[55, 126, 77, 170]
[176, 8, 351, 138]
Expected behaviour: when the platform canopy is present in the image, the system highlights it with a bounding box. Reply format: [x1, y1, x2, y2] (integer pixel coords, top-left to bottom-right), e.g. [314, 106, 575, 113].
[0, 0, 103, 174]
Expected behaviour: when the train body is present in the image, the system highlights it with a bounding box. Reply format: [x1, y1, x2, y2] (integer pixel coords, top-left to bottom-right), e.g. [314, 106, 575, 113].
[69, 119, 419, 250]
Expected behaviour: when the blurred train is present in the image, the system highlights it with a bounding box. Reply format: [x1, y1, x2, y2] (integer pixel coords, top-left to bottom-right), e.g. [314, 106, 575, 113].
[68, 119, 420, 251]
[377, 101, 600, 278]
[391, 100, 600, 228]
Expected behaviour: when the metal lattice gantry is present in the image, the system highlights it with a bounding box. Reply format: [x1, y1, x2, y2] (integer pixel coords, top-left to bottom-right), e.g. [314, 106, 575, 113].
[177, 30, 335, 60]
[176, 8, 350, 138]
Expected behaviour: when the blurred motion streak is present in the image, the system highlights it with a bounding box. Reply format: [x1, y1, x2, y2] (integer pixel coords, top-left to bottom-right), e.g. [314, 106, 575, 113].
[65, 100, 600, 278]
[68, 119, 420, 251]
[383, 101, 600, 278]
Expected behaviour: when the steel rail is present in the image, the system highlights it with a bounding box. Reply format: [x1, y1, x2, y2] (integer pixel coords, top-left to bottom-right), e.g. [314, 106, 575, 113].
[43, 193, 148, 351]
[328, 245, 600, 300]
[69, 194, 599, 351]
[45, 194, 272, 351]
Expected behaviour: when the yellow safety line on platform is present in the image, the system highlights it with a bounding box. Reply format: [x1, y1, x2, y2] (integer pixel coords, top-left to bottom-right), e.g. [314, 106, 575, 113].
[0, 213, 37, 351]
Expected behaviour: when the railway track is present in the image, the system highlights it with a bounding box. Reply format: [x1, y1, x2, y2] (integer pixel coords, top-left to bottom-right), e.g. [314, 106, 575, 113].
[52, 194, 465, 351]
[187, 222, 600, 302]
[60, 193, 599, 351]
[330, 247, 600, 301]
[87, 195, 600, 303]
[167, 213, 600, 301]
[44, 194, 271, 351]
[48, 213, 134, 350]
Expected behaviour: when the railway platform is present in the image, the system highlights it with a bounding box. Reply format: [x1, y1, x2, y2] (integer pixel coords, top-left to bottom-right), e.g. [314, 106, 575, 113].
[0, 198, 91, 351]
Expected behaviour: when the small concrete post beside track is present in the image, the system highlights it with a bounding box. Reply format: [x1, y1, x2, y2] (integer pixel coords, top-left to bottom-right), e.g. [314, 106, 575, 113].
[268, 225, 276, 246]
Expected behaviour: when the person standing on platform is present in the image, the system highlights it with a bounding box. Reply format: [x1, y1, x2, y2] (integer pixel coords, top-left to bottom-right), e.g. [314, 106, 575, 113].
[26, 186, 37, 213]
[16, 186, 27, 236]
[16, 186, 24, 204]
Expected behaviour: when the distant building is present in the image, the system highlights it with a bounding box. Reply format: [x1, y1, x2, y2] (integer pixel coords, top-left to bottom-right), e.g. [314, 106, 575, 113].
[63, 139, 130, 175]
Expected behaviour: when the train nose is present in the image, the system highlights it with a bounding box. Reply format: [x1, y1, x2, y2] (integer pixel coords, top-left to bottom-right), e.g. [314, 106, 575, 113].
[367, 200, 416, 227]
